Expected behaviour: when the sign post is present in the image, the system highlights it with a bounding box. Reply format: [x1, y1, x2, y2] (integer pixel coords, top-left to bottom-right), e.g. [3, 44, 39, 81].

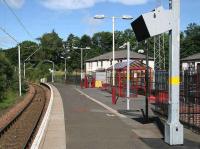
[164, 0, 183, 145]
[131, 0, 183, 145]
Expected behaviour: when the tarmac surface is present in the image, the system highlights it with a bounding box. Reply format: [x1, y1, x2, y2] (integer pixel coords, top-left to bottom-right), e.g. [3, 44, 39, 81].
[53, 83, 200, 149]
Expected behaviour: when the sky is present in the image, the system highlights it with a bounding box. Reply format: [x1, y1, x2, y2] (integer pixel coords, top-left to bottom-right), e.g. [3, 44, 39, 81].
[0, 0, 199, 48]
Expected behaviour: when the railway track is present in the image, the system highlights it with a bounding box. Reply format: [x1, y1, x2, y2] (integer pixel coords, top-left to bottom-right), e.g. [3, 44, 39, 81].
[0, 84, 48, 149]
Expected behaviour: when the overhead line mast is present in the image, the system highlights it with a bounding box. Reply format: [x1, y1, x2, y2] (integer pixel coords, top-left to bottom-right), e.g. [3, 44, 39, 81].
[153, 0, 166, 70]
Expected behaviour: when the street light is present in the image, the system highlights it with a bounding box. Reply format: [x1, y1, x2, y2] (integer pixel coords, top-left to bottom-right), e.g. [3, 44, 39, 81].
[62, 44, 71, 82]
[23, 47, 40, 79]
[119, 42, 131, 110]
[44, 60, 55, 83]
[60, 56, 71, 82]
[94, 14, 133, 104]
[72, 46, 91, 80]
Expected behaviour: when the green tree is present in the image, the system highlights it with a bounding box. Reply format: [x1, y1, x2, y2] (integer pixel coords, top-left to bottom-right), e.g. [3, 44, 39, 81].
[20, 41, 38, 62]
[0, 53, 14, 100]
[38, 30, 63, 63]
[181, 23, 200, 58]
[92, 32, 112, 54]
[64, 34, 81, 71]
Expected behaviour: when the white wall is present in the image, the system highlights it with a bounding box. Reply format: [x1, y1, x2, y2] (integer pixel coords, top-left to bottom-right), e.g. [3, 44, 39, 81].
[86, 60, 118, 74]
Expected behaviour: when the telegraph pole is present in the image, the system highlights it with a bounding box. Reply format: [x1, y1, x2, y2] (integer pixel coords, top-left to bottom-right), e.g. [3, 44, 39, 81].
[165, 0, 183, 145]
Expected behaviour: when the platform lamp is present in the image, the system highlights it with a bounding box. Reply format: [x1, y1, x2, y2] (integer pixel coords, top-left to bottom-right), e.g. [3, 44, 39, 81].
[119, 42, 131, 110]
[60, 56, 71, 82]
[94, 14, 133, 104]
[72, 46, 91, 81]
[61, 44, 71, 82]
[44, 60, 55, 83]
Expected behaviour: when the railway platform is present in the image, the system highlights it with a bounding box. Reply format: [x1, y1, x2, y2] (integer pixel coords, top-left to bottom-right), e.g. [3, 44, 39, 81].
[72, 84, 200, 148]
[32, 84, 66, 149]
[35, 83, 199, 149]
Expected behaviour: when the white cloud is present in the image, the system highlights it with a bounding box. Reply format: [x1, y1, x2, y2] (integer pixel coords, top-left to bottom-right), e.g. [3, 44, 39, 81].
[109, 0, 148, 5]
[3, 0, 25, 9]
[41, 0, 148, 10]
[82, 14, 103, 35]
[41, 0, 102, 10]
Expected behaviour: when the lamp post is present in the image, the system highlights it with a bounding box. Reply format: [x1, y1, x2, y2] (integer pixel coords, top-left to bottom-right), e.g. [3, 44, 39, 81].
[72, 46, 91, 80]
[60, 56, 71, 82]
[44, 60, 55, 83]
[119, 42, 131, 110]
[62, 44, 71, 82]
[94, 14, 133, 104]
[23, 47, 40, 79]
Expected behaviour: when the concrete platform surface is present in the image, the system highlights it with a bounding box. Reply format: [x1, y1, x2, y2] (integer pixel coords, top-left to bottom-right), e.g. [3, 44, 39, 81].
[72, 85, 200, 149]
[54, 83, 150, 149]
[39, 85, 66, 149]
[42, 83, 199, 149]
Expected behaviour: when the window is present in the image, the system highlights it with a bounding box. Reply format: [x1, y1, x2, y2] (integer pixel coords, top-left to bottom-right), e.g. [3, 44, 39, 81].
[97, 61, 98, 67]
[101, 61, 103, 68]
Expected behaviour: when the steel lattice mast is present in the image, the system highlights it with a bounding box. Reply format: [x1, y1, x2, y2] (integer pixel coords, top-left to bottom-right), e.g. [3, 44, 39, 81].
[154, 34, 166, 70]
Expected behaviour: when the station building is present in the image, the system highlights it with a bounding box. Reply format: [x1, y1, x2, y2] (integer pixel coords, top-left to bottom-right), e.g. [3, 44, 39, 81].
[85, 50, 154, 74]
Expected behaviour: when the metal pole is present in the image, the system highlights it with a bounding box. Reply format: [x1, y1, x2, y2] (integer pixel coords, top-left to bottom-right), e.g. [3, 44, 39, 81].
[81, 48, 83, 80]
[52, 62, 54, 83]
[145, 40, 149, 121]
[23, 62, 25, 79]
[111, 16, 116, 104]
[165, 0, 183, 145]
[112, 16, 115, 86]
[127, 42, 130, 110]
[64, 58, 67, 82]
[18, 45, 22, 96]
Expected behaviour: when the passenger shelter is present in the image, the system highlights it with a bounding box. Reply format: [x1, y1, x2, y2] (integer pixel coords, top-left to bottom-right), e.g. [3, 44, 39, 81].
[104, 60, 153, 97]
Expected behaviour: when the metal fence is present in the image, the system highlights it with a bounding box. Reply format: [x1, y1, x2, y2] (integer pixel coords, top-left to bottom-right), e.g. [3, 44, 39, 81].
[47, 74, 81, 85]
[154, 69, 200, 134]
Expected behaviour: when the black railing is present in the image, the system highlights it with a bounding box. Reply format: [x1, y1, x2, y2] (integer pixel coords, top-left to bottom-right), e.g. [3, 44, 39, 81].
[154, 70, 200, 134]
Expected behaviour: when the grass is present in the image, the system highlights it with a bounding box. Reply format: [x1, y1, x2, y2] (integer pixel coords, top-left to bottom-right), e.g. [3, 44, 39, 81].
[0, 89, 19, 110]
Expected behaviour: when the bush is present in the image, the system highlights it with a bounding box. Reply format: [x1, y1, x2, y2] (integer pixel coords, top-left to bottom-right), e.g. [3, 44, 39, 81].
[0, 53, 14, 101]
